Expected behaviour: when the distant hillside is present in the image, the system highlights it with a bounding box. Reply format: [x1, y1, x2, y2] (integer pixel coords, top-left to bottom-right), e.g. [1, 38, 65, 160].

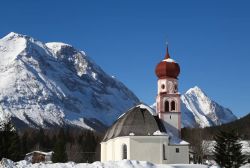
[210, 112, 250, 138]
[182, 112, 250, 142]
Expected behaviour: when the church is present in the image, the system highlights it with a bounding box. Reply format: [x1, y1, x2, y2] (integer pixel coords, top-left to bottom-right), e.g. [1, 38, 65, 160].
[101, 46, 189, 164]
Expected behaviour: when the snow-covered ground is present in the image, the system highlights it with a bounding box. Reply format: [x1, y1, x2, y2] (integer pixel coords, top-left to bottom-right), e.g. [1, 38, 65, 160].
[1, 158, 249, 168]
[0, 159, 209, 168]
[1, 158, 250, 168]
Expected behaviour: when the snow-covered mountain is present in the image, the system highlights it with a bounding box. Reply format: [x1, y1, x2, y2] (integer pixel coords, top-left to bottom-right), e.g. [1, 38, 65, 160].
[181, 86, 237, 128]
[0, 32, 140, 131]
[0, 32, 237, 131]
[152, 86, 237, 128]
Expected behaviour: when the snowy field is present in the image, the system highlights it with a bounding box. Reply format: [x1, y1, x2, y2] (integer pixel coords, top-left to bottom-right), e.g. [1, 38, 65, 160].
[1, 159, 250, 168]
[0, 159, 209, 168]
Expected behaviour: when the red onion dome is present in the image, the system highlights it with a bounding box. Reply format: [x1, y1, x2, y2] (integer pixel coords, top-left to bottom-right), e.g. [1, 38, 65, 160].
[155, 46, 180, 79]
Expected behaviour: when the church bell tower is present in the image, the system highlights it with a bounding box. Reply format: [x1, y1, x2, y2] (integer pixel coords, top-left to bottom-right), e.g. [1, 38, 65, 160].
[155, 45, 181, 137]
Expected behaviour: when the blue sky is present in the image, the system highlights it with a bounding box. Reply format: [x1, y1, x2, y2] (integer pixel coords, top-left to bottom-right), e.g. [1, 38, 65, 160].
[1, 0, 250, 117]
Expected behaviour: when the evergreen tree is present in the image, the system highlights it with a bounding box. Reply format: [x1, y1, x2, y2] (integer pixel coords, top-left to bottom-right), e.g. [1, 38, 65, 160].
[52, 128, 67, 163]
[0, 122, 5, 159]
[36, 128, 51, 151]
[0, 121, 21, 161]
[213, 130, 246, 168]
[80, 130, 97, 163]
[21, 132, 29, 157]
[8, 130, 21, 161]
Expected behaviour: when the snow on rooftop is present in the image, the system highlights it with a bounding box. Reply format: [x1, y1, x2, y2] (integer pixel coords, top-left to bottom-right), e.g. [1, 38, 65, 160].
[153, 130, 168, 136]
[165, 128, 189, 145]
[118, 103, 156, 119]
[170, 138, 189, 145]
[179, 140, 189, 145]
[136, 103, 157, 116]
[25, 151, 53, 156]
[163, 58, 175, 63]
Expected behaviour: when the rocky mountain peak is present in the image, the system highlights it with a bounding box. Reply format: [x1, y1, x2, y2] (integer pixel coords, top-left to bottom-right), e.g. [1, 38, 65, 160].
[151, 86, 237, 128]
[181, 86, 237, 128]
[0, 32, 140, 131]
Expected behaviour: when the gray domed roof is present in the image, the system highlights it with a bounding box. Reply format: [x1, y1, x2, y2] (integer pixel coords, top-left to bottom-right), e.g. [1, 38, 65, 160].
[102, 104, 166, 142]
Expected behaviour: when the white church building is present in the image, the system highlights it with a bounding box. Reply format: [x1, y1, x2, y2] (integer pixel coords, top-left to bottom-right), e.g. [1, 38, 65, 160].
[101, 46, 189, 164]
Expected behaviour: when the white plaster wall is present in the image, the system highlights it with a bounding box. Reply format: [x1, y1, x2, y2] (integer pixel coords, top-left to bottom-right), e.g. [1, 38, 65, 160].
[101, 142, 106, 161]
[101, 137, 130, 162]
[158, 79, 167, 94]
[101, 136, 189, 164]
[113, 137, 130, 160]
[157, 78, 177, 94]
[161, 112, 180, 135]
[106, 139, 113, 160]
[166, 145, 189, 164]
[130, 136, 169, 164]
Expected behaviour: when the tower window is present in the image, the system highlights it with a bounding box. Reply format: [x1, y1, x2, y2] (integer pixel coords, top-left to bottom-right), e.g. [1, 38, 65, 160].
[122, 144, 127, 159]
[163, 144, 167, 160]
[171, 101, 176, 111]
[174, 84, 178, 92]
[164, 101, 169, 112]
[161, 84, 165, 89]
[176, 148, 180, 153]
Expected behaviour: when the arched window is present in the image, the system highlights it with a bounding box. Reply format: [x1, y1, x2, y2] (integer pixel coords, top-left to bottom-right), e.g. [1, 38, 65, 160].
[163, 144, 167, 160]
[174, 84, 178, 93]
[122, 144, 127, 159]
[164, 101, 169, 112]
[171, 101, 176, 111]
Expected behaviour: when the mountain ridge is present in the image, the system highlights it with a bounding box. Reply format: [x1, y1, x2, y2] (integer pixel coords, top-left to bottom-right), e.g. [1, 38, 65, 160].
[0, 32, 237, 131]
[0, 32, 140, 131]
[151, 86, 237, 128]
[181, 86, 237, 127]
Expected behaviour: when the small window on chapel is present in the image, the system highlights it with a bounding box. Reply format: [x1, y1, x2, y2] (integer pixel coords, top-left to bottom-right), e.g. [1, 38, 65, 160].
[163, 144, 167, 160]
[176, 148, 180, 153]
[122, 144, 127, 159]
[161, 84, 165, 89]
